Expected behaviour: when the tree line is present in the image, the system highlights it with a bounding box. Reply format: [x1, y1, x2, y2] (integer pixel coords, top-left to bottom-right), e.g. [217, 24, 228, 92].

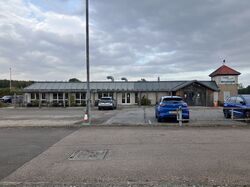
[238, 85, 250, 94]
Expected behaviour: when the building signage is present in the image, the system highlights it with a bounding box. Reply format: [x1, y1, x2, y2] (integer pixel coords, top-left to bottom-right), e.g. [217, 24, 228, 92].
[220, 76, 236, 84]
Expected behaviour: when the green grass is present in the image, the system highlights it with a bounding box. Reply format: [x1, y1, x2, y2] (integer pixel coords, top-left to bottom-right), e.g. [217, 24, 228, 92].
[0, 102, 7, 108]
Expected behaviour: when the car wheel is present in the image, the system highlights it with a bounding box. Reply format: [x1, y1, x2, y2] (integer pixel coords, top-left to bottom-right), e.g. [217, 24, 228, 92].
[98, 107, 101, 110]
[224, 110, 231, 119]
[157, 117, 162, 123]
[246, 111, 250, 122]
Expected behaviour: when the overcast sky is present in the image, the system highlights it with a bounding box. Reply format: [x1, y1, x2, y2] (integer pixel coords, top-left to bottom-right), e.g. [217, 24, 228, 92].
[0, 0, 250, 86]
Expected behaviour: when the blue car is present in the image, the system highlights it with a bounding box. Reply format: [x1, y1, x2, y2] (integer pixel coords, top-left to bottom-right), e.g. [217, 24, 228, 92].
[223, 95, 250, 119]
[155, 96, 189, 122]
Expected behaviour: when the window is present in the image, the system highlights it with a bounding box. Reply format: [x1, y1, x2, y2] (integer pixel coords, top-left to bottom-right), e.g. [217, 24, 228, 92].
[76, 93, 81, 100]
[42, 93, 46, 100]
[230, 97, 236, 103]
[236, 97, 244, 105]
[58, 93, 63, 100]
[98, 93, 102, 99]
[53, 93, 57, 100]
[31, 93, 35, 100]
[65, 93, 68, 100]
[122, 93, 125, 103]
[81, 93, 86, 100]
[127, 93, 130, 103]
[35, 93, 39, 100]
[135, 93, 138, 104]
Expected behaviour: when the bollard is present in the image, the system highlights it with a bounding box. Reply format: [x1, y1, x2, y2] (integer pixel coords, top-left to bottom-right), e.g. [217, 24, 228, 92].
[178, 106, 183, 127]
[231, 108, 234, 120]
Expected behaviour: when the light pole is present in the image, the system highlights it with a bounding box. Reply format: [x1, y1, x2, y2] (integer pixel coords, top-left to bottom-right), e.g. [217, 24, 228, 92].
[85, 0, 91, 124]
[9, 67, 12, 92]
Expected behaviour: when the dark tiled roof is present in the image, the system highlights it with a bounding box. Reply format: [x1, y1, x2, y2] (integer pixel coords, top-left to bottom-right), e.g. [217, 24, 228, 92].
[209, 65, 241, 77]
[24, 81, 219, 92]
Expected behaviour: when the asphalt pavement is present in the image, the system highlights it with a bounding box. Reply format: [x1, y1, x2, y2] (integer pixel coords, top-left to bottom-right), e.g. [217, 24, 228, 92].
[1, 126, 250, 186]
[0, 127, 76, 180]
[0, 106, 246, 127]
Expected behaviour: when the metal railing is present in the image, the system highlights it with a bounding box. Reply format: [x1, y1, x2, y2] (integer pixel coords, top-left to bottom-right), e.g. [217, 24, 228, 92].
[176, 107, 250, 126]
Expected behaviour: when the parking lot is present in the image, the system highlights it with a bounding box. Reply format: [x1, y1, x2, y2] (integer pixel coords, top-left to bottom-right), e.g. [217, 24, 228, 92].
[0, 106, 246, 127]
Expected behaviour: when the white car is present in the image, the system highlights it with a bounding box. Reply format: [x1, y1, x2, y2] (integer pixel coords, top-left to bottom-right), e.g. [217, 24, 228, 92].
[98, 97, 117, 110]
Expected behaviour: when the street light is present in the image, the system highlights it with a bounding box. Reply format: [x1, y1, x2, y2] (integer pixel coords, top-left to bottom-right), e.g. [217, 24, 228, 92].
[85, 0, 91, 123]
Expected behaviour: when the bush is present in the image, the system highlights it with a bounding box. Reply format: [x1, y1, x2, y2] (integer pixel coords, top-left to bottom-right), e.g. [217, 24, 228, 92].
[140, 97, 151, 105]
[69, 94, 76, 106]
[31, 100, 39, 107]
[0, 102, 7, 108]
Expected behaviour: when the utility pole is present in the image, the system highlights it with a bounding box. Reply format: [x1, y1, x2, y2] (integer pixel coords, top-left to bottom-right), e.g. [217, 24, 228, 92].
[9, 67, 12, 92]
[85, 0, 91, 124]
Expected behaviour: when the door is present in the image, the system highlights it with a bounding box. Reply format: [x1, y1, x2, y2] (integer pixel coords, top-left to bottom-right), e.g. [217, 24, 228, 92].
[183, 83, 206, 106]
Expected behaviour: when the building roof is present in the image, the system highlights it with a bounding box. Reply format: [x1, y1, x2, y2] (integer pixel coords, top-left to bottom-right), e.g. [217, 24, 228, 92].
[23, 80, 219, 93]
[209, 65, 241, 77]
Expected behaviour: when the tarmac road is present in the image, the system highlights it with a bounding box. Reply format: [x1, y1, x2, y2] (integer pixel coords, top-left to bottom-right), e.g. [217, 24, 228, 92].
[1, 126, 250, 186]
[0, 127, 76, 180]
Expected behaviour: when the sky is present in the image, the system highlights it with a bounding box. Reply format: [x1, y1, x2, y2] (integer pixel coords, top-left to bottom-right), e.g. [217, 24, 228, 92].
[0, 0, 250, 86]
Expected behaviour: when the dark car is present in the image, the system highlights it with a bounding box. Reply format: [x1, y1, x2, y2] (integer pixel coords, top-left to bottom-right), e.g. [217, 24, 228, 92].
[0, 95, 12, 103]
[223, 95, 250, 119]
[155, 96, 189, 122]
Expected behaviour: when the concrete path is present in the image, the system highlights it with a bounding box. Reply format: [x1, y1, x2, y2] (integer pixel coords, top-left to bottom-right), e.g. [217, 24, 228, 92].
[1, 127, 250, 186]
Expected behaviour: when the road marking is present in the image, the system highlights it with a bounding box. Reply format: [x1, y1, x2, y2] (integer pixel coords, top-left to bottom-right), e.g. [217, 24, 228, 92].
[148, 120, 152, 125]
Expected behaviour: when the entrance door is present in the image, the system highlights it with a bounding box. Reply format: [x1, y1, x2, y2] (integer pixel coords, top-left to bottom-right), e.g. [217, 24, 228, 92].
[183, 83, 206, 106]
[122, 93, 131, 104]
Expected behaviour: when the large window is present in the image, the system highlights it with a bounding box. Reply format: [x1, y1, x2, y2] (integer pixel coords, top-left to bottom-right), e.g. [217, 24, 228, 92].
[127, 93, 130, 103]
[122, 93, 126, 103]
[53, 93, 57, 100]
[135, 93, 138, 104]
[98, 92, 114, 99]
[75, 92, 86, 105]
[31, 93, 35, 100]
[42, 93, 46, 100]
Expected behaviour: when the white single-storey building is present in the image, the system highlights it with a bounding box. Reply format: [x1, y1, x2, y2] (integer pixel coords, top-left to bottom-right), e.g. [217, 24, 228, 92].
[23, 64, 241, 107]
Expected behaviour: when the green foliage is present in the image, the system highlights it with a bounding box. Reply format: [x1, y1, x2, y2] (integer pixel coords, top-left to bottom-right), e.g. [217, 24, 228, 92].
[69, 78, 81, 83]
[31, 100, 39, 107]
[0, 79, 33, 89]
[0, 88, 23, 97]
[69, 94, 76, 106]
[238, 85, 250, 94]
[140, 97, 151, 105]
[0, 102, 7, 108]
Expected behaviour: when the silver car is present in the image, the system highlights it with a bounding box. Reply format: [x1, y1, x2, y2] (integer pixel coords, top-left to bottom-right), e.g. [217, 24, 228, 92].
[98, 97, 117, 110]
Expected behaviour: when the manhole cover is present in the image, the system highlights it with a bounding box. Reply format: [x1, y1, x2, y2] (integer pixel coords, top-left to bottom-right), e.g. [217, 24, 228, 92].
[68, 149, 109, 160]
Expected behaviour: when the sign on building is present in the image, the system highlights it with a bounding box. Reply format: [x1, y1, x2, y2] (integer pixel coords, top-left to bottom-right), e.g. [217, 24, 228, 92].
[220, 76, 236, 84]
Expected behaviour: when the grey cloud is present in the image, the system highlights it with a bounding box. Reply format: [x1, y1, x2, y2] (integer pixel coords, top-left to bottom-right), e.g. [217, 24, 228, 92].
[0, 0, 249, 85]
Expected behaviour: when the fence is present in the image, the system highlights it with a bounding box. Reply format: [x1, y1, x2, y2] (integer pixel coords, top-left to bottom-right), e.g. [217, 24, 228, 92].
[176, 107, 250, 126]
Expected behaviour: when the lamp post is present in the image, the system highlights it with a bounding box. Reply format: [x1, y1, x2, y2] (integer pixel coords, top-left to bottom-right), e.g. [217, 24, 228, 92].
[85, 0, 91, 124]
[9, 67, 12, 92]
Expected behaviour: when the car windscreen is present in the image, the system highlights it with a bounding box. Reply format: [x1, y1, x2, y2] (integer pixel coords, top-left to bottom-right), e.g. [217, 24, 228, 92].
[244, 96, 250, 104]
[162, 98, 183, 103]
[100, 98, 111, 100]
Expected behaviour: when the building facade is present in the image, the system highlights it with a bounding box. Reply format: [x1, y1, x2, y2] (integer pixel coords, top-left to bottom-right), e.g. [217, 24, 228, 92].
[23, 80, 219, 107]
[209, 65, 241, 104]
[23, 64, 242, 107]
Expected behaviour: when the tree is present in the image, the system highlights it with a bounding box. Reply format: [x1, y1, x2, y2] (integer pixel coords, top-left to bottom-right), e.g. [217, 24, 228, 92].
[68, 78, 81, 83]
[238, 85, 250, 94]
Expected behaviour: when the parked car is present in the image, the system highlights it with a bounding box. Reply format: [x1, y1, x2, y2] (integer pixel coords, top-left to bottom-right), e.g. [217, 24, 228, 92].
[223, 95, 250, 119]
[155, 96, 189, 122]
[0, 95, 13, 103]
[98, 97, 117, 110]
